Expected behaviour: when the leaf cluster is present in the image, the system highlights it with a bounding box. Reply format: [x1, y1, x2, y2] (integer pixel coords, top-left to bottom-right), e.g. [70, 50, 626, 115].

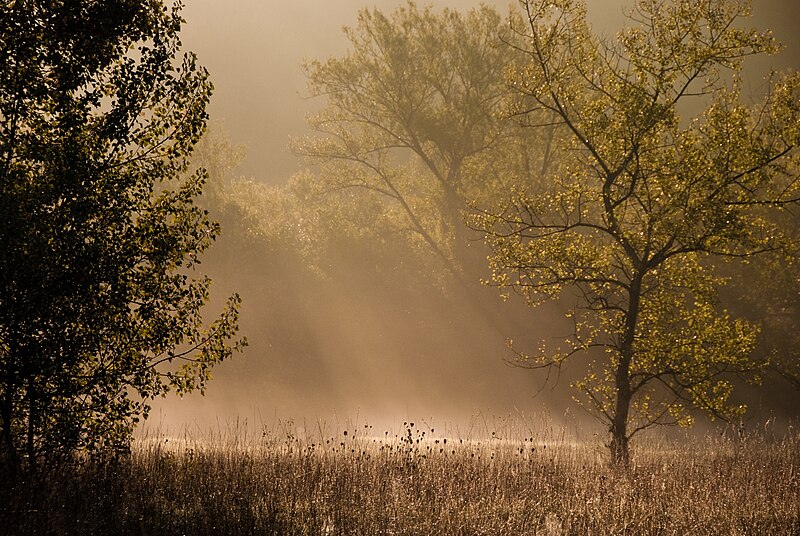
[479, 0, 800, 441]
[0, 0, 244, 469]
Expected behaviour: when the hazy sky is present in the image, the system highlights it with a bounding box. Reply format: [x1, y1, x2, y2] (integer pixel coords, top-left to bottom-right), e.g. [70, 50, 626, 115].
[180, 0, 800, 183]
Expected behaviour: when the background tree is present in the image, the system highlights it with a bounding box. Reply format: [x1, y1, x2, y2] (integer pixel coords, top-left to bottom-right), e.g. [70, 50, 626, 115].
[294, 1, 546, 284]
[0, 0, 244, 471]
[478, 0, 800, 464]
[724, 209, 800, 393]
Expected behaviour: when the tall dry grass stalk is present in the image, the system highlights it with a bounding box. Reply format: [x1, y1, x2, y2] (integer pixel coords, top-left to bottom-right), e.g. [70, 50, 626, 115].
[1, 417, 798, 535]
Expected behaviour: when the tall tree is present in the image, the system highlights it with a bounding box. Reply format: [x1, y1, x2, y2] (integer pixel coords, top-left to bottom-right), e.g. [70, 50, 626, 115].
[294, 1, 543, 282]
[478, 0, 800, 464]
[0, 0, 244, 471]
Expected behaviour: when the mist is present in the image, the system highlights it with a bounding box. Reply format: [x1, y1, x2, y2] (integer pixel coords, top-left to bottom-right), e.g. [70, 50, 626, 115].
[146, 0, 800, 435]
[178, 0, 800, 182]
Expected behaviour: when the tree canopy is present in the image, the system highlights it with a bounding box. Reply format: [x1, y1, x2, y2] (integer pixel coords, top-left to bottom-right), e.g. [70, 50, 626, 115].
[0, 0, 244, 471]
[294, 1, 540, 280]
[478, 0, 800, 464]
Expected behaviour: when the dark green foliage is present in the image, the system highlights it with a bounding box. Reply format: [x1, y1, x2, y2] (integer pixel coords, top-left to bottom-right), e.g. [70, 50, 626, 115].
[0, 0, 244, 471]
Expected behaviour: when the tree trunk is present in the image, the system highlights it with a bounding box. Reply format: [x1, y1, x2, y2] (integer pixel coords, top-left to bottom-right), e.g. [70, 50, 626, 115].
[610, 397, 631, 466]
[1, 340, 20, 476]
[26, 375, 36, 471]
[0, 391, 17, 477]
[610, 274, 642, 467]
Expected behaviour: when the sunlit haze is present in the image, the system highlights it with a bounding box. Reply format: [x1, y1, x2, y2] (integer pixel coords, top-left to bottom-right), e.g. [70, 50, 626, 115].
[146, 0, 800, 434]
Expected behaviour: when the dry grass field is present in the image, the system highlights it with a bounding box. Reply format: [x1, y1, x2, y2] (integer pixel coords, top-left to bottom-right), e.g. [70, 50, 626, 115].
[1, 418, 798, 535]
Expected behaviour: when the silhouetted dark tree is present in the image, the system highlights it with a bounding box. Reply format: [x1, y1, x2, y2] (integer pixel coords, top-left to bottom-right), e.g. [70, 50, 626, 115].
[0, 0, 244, 472]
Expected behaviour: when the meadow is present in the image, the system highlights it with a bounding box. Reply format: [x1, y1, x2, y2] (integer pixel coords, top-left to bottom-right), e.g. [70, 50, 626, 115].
[1, 417, 798, 535]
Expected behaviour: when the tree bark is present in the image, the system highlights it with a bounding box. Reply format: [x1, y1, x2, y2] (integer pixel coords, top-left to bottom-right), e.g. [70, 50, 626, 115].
[1, 339, 19, 476]
[0, 390, 17, 476]
[610, 394, 631, 466]
[26, 375, 36, 471]
[610, 274, 642, 467]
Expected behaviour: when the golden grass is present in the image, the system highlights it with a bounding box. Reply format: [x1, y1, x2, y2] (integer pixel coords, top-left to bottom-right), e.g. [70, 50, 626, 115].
[1, 419, 798, 535]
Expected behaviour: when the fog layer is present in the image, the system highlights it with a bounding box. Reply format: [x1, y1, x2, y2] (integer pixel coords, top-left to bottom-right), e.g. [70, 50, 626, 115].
[149, 0, 800, 433]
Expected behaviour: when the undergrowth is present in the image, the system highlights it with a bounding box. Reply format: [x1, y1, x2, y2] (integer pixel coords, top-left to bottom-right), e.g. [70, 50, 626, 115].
[1, 419, 798, 535]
